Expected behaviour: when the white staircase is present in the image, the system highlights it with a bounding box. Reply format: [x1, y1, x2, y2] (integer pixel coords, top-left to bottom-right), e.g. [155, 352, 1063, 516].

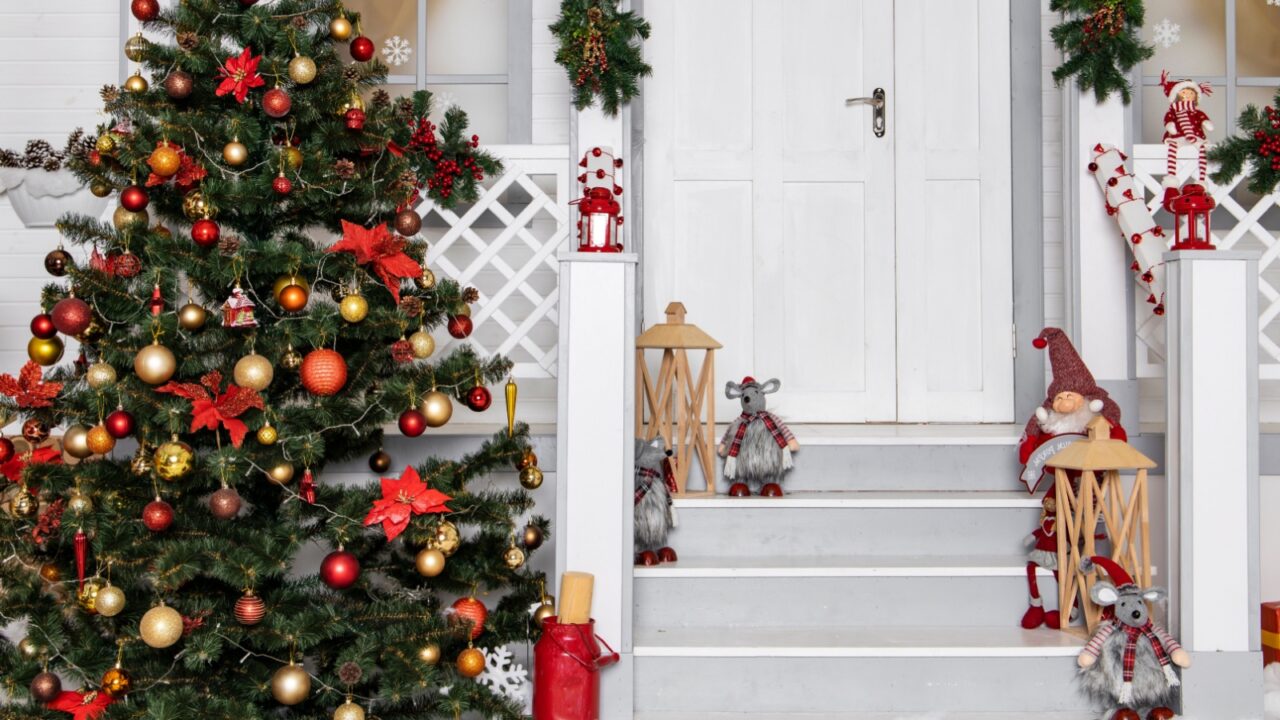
[631, 426, 1101, 719]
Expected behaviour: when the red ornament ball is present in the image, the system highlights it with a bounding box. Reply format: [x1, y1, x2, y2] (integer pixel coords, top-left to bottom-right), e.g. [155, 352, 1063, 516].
[142, 499, 174, 532]
[120, 185, 149, 212]
[320, 549, 360, 589]
[398, 408, 427, 437]
[262, 87, 292, 118]
[131, 0, 159, 21]
[114, 251, 142, 278]
[105, 408, 136, 439]
[466, 386, 492, 412]
[273, 174, 293, 195]
[240, 0, 259, 5]
[350, 36, 375, 61]
[191, 218, 220, 247]
[0, 437, 14, 465]
[30, 313, 57, 339]
[344, 108, 366, 131]
[447, 315, 473, 339]
[300, 349, 348, 396]
[449, 596, 488, 639]
[52, 297, 92, 336]
[234, 592, 265, 625]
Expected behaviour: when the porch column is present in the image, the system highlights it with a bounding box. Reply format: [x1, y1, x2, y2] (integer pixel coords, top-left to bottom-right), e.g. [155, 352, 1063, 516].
[1164, 250, 1262, 718]
[555, 253, 637, 719]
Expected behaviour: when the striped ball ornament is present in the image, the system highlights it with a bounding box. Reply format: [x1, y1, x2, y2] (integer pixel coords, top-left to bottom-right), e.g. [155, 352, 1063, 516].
[234, 591, 265, 625]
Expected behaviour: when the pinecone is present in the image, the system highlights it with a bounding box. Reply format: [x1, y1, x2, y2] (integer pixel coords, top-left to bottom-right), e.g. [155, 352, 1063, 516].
[100, 85, 121, 104]
[337, 661, 363, 686]
[176, 30, 199, 51]
[333, 159, 356, 179]
[371, 89, 391, 109]
[0, 149, 20, 168]
[396, 97, 416, 119]
[291, 15, 310, 30]
[343, 65, 361, 83]
[462, 287, 480, 304]
[399, 295, 423, 318]
[42, 157, 62, 171]
[217, 235, 242, 256]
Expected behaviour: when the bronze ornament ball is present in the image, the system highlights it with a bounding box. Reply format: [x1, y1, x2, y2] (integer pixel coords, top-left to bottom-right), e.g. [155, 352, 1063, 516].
[140, 603, 184, 648]
[414, 547, 445, 577]
[27, 336, 64, 366]
[223, 139, 248, 166]
[95, 584, 126, 617]
[134, 342, 176, 385]
[234, 353, 274, 391]
[29, 671, 62, 703]
[519, 466, 544, 490]
[131, 445, 154, 476]
[182, 190, 212, 220]
[39, 563, 61, 583]
[163, 70, 193, 99]
[153, 439, 194, 481]
[368, 448, 391, 473]
[124, 72, 149, 94]
[420, 389, 453, 427]
[90, 180, 112, 198]
[95, 134, 117, 154]
[504, 545, 526, 570]
[416, 643, 441, 665]
[533, 600, 555, 627]
[267, 461, 294, 485]
[22, 418, 49, 444]
[456, 647, 485, 678]
[86, 425, 116, 455]
[288, 54, 317, 84]
[281, 346, 303, 371]
[283, 146, 303, 171]
[271, 663, 311, 705]
[67, 490, 93, 515]
[113, 205, 149, 231]
[86, 361, 117, 389]
[522, 524, 544, 550]
[44, 248, 71, 276]
[394, 209, 422, 236]
[100, 666, 132, 697]
[415, 267, 437, 290]
[124, 33, 149, 61]
[272, 274, 310, 300]
[277, 283, 309, 312]
[209, 487, 242, 519]
[17, 637, 41, 659]
[178, 302, 207, 330]
[62, 425, 92, 460]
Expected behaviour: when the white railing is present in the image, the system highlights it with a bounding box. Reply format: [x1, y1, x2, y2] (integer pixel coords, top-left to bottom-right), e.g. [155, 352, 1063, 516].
[1129, 144, 1280, 379]
[415, 145, 571, 381]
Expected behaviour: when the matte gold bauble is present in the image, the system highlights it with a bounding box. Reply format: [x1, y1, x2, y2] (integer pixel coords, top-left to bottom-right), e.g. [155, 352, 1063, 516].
[409, 330, 434, 359]
[268, 461, 294, 485]
[100, 666, 132, 696]
[140, 603, 183, 648]
[339, 293, 368, 323]
[271, 663, 311, 705]
[330, 15, 353, 40]
[432, 520, 460, 556]
[67, 489, 94, 515]
[113, 205, 148, 231]
[86, 425, 116, 455]
[334, 699, 365, 720]
[153, 439, 194, 481]
[78, 578, 104, 613]
[63, 424, 93, 459]
[86, 361, 117, 389]
[273, 274, 310, 300]
[178, 302, 207, 330]
[416, 643, 441, 665]
[414, 547, 445, 577]
[234, 353, 274, 391]
[420, 390, 453, 428]
[135, 342, 176, 385]
[124, 72, 149, 94]
[283, 146, 303, 171]
[17, 637, 41, 659]
[124, 33, 149, 61]
[95, 584, 126, 617]
[90, 181, 112, 198]
[519, 466, 544, 490]
[456, 647, 485, 678]
[281, 346, 303, 371]
[182, 190, 212, 221]
[256, 421, 278, 445]
[27, 336, 64, 366]
[9, 488, 38, 518]
[504, 545, 526, 570]
[223, 139, 248, 166]
[288, 54, 317, 84]
[131, 444, 154, 476]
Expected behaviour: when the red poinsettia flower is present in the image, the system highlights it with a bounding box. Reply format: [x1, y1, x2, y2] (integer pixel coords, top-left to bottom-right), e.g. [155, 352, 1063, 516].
[363, 466, 452, 541]
[2, 446, 62, 483]
[48, 690, 113, 720]
[0, 361, 63, 408]
[156, 371, 264, 447]
[145, 142, 206, 189]
[328, 221, 422, 303]
[215, 47, 265, 103]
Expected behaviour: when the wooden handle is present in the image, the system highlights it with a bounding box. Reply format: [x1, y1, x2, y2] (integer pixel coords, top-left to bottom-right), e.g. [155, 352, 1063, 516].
[558, 571, 594, 624]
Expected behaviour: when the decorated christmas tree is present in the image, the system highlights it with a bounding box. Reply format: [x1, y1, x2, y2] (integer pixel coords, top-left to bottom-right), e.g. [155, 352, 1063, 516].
[0, 1, 549, 718]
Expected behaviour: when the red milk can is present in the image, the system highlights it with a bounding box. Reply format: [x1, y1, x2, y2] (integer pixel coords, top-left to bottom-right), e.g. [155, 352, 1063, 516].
[533, 617, 619, 720]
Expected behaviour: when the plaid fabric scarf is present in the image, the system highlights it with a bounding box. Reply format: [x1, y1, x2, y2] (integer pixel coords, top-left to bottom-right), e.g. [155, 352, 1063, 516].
[1122, 621, 1171, 683]
[726, 412, 788, 458]
[634, 467, 661, 506]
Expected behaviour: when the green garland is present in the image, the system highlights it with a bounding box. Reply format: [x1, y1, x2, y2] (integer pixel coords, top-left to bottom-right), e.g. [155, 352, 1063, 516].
[1050, 0, 1154, 104]
[1209, 87, 1280, 196]
[550, 0, 651, 117]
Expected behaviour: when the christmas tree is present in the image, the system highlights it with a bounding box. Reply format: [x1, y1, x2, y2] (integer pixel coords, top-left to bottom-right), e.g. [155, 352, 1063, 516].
[0, 1, 549, 718]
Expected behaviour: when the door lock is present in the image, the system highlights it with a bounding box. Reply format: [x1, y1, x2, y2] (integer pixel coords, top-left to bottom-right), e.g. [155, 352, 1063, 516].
[845, 87, 886, 138]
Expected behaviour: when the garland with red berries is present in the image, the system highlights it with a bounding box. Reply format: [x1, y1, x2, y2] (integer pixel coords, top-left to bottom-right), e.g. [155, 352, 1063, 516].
[1209, 87, 1280, 196]
[1050, 0, 1154, 104]
[549, 0, 651, 117]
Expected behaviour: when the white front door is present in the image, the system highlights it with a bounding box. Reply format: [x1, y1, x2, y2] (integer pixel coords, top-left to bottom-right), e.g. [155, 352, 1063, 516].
[643, 0, 1013, 423]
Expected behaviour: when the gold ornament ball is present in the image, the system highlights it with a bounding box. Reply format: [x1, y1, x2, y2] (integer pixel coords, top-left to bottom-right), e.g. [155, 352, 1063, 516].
[9, 488, 39, 518]
[27, 336, 64, 366]
[268, 461, 294, 485]
[78, 578, 104, 613]
[17, 637, 41, 659]
[340, 293, 368, 323]
[182, 190, 212, 221]
[415, 268, 437, 290]
[420, 390, 453, 428]
[86, 361, 117, 389]
[271, 663, 311, 705]
[63, 424, 93, 459]
[95, 134, 117, 154]
[124, 72, 149, 94]
[334, 700, 365, 720]
[504, 545, 526, 570]
[283, 146, 304, 171]
[234, 353, 274, 391]
[153, 439, 194, 481]
[149, 144, 181, 177]
[519, 466, 544, 490]
[330, 15, 353, 40]
[67, 490, 94, 515]
[91, 180, 112, 198]
[454, 303, 472, 318]
[409, 330, 435, 359]
[456, 648, 485, 678]
[96, 584, 126, 617]
[131, 445, 154, 476]
[416, 643, 441, 665]
[257, 422, 278, 446]
[140, 604, 184, 648]
[223, 140, 248, 166]
[432, 520, 460, 556]
[414, 547, 446, 577]
[100, 666, 132, 697]
[288, 55, 317, 84]
[178, 302, 207, 331]
[113, 205, 149, 231]
[533, 598, 556, 627]
[273, 274, 310, 300]
[135, 342, 176, 385]
[39, 563, 61, 583]
[281, 347, 303, 371]
[124, 33, 149, 61]
[86, 425, 116, 455]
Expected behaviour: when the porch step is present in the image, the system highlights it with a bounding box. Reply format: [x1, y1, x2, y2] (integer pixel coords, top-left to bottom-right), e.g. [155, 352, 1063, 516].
[673, 490, 1039, 509]
[636, 713, 1097, 720]
[634, 626, 1082, 658]
[634, 553, 1054, 578]
[781, 423, 1022, 446]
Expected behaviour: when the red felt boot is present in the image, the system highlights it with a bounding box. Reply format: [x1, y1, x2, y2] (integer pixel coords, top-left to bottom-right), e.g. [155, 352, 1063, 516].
[759, 483, 783, 497]
[1147, 708, 1176, 720]
[1112, 710, 1140, 720]
[636, 550, 658, 566]
[1044, 610, 1061, 630]
[658, 547, 678, 563]
[728, 482, 751, 497]
[1021, 603, 1045, 629]
[1161, 185, 1180, 212]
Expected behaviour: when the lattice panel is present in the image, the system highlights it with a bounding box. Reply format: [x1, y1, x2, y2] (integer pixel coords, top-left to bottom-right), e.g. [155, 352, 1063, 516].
[1130, 145, 1280, 379]
[415, 146, 571, 379]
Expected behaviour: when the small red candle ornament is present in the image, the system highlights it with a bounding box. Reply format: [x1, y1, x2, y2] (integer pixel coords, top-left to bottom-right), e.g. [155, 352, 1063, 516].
[573, 146, 624, 252]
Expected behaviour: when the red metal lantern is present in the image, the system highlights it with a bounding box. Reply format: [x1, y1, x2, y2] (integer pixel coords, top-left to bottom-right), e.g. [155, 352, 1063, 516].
[1169, 186, 1216, 251]
[573, 146, 624, 252]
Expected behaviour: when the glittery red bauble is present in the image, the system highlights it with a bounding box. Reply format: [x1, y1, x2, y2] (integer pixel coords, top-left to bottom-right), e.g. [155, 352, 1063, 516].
[350, 36, 375, 61]
[143, 499, 174, 532]
[234, 592, 265, 625]
[398, 408, 427, 437]
[52, 297, 92, 336]
[131, 0, 159, 21]
[272, 175, 293, 195]
[466, 386, 492, 412]
[191, 218, 220, 247]
[344, 108, 366, 131]
[300, 349, 347, 396]
[262, 87, 292, 118]
[120, 185, 149, 212]
[320, 549, 360, 589]
[447, 314, 473, 339]
[114, 251, 142, 278]
[0, 437, 14, 465]
[450, 596, 488, 639]
[105, 408, 136, 439]
[30, 313, 57, 339]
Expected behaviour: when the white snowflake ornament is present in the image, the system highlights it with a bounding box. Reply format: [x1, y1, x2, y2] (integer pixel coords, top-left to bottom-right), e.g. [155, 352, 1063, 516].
[1152, 18, 1181, 49]
[1269, 0, 1279, 7]
[476, 645, 531, 711]
[383, 35, 413, 66]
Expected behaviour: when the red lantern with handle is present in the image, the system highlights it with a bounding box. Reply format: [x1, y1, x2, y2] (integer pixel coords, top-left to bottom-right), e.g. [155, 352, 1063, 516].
[573, 146, 624, 252]
[1169, 186, 1216, 251]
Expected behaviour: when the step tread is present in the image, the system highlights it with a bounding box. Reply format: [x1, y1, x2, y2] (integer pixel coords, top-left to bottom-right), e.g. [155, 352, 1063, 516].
[774, 423, 1022, 446]
[634, 626, 1084, 658]
[636, 713, 1095, 720]
[635, 554, 1054, 578]
[674, 490, 1040, 509]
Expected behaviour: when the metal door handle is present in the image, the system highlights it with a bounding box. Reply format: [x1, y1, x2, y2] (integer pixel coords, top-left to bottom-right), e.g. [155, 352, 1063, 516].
[845, 87, 886, 138]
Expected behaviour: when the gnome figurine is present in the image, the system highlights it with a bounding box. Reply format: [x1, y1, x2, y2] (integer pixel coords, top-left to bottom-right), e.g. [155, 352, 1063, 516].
[718, 377, 798, 497]
[634, 439, 677, 566]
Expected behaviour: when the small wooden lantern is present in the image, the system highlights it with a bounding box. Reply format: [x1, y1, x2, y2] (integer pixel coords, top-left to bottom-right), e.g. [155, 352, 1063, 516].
[1047, 416, 1158, 635]
[636, 302, 721, 497]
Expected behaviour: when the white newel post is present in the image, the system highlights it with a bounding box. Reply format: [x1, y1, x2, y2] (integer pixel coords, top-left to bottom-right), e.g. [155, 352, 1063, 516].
[1164, 250, 1263, 718]
[555, 253, 637, 719]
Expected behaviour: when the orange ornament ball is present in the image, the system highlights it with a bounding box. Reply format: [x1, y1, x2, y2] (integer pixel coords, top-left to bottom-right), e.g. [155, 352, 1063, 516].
[300, 349, 347, 396]
[148, 143, 181, 177]
[449, 596, 488, 640]
[456, 647, 485, 678]
[277, 283, 309, 312]
[86, 425, 116, 455]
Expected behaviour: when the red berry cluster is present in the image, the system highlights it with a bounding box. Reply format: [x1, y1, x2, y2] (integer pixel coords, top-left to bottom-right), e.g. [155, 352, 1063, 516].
[1254, 106, 1280, 171]
[406, 119, 486, 201]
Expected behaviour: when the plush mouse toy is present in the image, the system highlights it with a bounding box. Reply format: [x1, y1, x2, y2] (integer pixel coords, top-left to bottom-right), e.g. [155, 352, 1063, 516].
[634, 439, 676, 566]
[1077, 556, 1190, 720]
[718, 377, 798, 497]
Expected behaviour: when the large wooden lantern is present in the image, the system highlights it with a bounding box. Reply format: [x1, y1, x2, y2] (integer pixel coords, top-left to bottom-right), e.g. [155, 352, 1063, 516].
[1048, 416, 1158, 635]
[636, 302, 721, 497]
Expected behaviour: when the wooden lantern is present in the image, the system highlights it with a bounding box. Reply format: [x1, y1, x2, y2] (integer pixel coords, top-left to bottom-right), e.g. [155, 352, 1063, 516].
[1047, 416, 1158, 635]
[635, 302, 721, 497]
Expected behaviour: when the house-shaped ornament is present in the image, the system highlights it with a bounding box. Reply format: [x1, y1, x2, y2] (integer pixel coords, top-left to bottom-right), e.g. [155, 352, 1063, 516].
[222, 285, 258, 328]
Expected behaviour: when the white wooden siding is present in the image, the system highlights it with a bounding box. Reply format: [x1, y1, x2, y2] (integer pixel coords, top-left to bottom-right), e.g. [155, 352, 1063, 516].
[531, 0, 572, 144]
[1041, 0, 1066, 336]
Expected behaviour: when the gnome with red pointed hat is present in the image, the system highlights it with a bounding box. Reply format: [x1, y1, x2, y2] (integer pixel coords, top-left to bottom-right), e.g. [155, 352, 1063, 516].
[1159, 71, 1214, 210]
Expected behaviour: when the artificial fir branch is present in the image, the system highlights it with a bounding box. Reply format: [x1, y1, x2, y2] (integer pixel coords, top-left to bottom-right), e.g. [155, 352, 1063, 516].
[550, 0, 652, 116]
[1050, 0, 1153, 104]
[1209, 87, 1280, 196]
